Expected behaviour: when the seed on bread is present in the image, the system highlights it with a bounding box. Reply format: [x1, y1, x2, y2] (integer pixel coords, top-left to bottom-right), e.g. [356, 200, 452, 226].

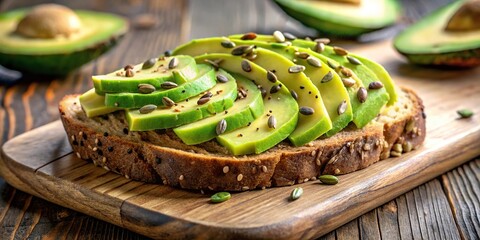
[237, 174, 243, 181]
[223, 166, 230, 174]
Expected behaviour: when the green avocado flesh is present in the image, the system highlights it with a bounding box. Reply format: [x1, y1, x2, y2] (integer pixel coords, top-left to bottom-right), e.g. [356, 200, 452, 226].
[126, 69, 237, 131]
[104, 64, 216, 108]
[273, 0, 399, 37]
[174, 37, 332, 146]
[193, 54, 299, 155]
[0, 9, 127, 75]
[93, 55, 198, 94]
[79, 89, 120, 117]
[173, 74, 264, 145]
[394, 0, 480, 67]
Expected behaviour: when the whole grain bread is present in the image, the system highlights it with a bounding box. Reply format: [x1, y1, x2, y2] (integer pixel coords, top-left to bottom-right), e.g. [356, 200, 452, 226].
[59, 87, 425, 191]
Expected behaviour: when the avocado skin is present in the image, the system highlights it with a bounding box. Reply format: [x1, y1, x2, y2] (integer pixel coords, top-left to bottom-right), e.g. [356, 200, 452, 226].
[0, 34, 124, 75]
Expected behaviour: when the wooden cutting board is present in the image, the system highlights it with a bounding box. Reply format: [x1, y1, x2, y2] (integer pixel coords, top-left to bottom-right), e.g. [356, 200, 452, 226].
[1, 40, 479, 239]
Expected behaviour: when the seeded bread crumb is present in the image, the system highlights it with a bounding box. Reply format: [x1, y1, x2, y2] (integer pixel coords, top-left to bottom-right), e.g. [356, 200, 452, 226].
[59, 87, 425, 191]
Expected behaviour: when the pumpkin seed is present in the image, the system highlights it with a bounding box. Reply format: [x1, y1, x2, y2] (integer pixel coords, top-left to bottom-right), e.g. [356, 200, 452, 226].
[162, 96, 175, 107]
[321, 71, 333, 83]
[403, 141, 413, 153]
[283, 32, 297, 40]
[138, 83, 155, 94]
[268, 115, 277, 129]
[357, 87, 367, 103]
[307, 56, 322, 68]
[288, 65, 305, 73]
[319, 175, 339, 185]
[295, 52, 310, 59]
[299, 106, 314, 115]
[290, 187, 303, 201]
[337, 100, 347, 115]
[241, 32, 257, 40]
[457, 109, 473, 118]
[333, 46, 348, 56]
[125, 69, 134, 77]
[161, 81, 178, 89]
[241, 60, 252, 72]
[142, 58, 156, 69]
[314, 38, 330, 44]
[221, 40, 236, 48]
[341, 77, 356, 87]
[314, 42, 325, 53]
[290, 90, 298, 100]
[139, 104, 157, 114]
[168, 57, 179, 69]
[270, 84, 281, 94]
[393, 143, 403, 153]
[216, 119, 227, 135]
[210, 192, 231, 203]
[267, 70, 278, 83]
[347, 56, 362, 65]
[273, 30, 285, 43]
[368, 81, 384, 89]
[197, 97, 210, 105]
[216, 74, 229, 83]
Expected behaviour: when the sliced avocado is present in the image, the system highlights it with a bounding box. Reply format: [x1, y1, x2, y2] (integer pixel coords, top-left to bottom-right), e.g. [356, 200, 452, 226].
[174, 37, 331, 146]
[272, 0, 400, 37]
[394, 0, 480, 67]
[126, 69, 237, 131]
[194, 54, 298, 155]
[0, 4, 127, 75]
[79, 88, 120, 117]
[93, 55, 198, 94]
[173, 74, 264, 145]
[104, 64, 216, 108]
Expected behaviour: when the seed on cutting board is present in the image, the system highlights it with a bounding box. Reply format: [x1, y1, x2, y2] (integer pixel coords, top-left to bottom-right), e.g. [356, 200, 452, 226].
[241, 60, 252, 72]
[342, 77, 356, 87]
[314, 38, 331, 44]
[267, 70, 278, 83]
[138, 83, 155, 94]
[307, 56, 322, 68]
[241, 32, 257, 40]
[210, 192, 231, 203]
[216, 119, 227, 135]
[142, 58, 156, 69]
[369, 81, 384, 89]
[161, 81, 178, 89]
[216, 74, 229, 83]
[268, 115, 277, 129]
[290, 90, 298, 100]
[168, 57, 179, 69]
[314, 42, 325, 53]
[321, 71, 333, 83]
[221, 40, 236, 48]
[319, 175, 339, 185]
[357, 87, 368, 103]
[347, 56, 362, 65]
[457, 109, 473, 118]
[295, 52, 310, 59]
[162, 96, 175, 107]
[273, 30, 285, 43]
[337, 100, 347, 115]
[283, 32, 297, 40]
[270, 84, 281, 94]
[333, 46, 348, 56]
[139, 104, 157, 114]
[288, 65, 305, 73]
[299, 106, 314, 115]
[290, 187, 303, 201]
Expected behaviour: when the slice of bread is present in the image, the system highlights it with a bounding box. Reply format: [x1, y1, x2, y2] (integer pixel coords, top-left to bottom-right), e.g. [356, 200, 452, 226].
[59, 87, 425, 191]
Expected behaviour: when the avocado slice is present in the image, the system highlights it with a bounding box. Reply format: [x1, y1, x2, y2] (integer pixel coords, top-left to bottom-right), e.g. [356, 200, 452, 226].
[126, 69, 237, 131]
[173, 74, 264, 145]
[79, 88, 120, 117]
[394, 0, 480, 67]
[173, 37, 332, 146]
[194, 54, 299, 155]
[93, 55, 198, 94]
[0, 5, 127, 75]
[272, 0, 400, 37]
[104, 64, 216, 108]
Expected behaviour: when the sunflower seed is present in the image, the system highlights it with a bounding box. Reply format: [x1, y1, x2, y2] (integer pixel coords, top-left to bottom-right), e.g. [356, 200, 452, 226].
[138, 83, 155, 94]
[197, 97, 210, 105]
[347, 56, 362, 65]
[241, 60, 252, 72]
[457, 109, 474, 118]
[368, 81, 384, 89]
[268, 115, 277, 129]
[142, 58, 156, 69]
[231, 45, 255, 56]
[238, 87, 247, 98]
[314, 38, 331, 44]
[307, 56, 322, 68]
[333, 46, 348, 56]
[288, 65, 305, 73]
[267, 70, 278, 83]
[139, 104, 157, 114]
[314, 42, 325, 53]
[273, 30, 285, 43]
[260, 87, 267, 98]
[342, 77, 356, 87]
[160, 81, 178, 89]
[216, 74, 229, 83]
[318, 175, 338, 185]
[221, 40, 236, 48]
[357, 87, 367, 103]
[162, 96, 175, 107]
[327, 60, 338, 69]
[283, 32, 297, 40]
[340, 68, 353, 77]
[295, 52, 310, 59]
[164, 50, 172, 57]
[125, 69, 134, 77]
[290, 90, 298, 100]
[200, 91, 213, 99]
[299, 106, 314, 115]
[245, 52, 257, 61]
[216, 119, 227, 135]
[270, 84, 281, 94]
[124, 64, 134, 70]
[337, 100, 347, 115]
[241, 32, 257, 40]
[168, 57, 179, 69]
[290, 187, 303, 200]
[321, 71, 333, 83]
[204, 59, 222, 70]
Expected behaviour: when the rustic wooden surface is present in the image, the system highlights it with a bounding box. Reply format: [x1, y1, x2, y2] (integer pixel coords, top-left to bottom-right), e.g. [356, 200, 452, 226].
[0, 0, 479, 239]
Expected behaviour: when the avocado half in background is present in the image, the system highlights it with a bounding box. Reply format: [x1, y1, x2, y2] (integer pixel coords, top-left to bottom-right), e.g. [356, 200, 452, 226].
[0, 4, 128, 75]
[394, 0, 480, 68]
[273, 0, 400, 38]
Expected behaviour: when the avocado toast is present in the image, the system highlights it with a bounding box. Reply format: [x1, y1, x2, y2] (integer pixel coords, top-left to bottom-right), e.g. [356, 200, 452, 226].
[59, 32, 426, 191]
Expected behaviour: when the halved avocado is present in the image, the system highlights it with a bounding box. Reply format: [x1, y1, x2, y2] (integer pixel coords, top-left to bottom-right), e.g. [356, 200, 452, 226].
[0, 4, 128, 75]
[273, 0, 400, 37]
[394, 0, 480, 67]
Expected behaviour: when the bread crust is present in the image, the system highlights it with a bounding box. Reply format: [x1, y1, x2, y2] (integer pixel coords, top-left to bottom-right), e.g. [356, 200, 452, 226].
[59, 87, 425, 191]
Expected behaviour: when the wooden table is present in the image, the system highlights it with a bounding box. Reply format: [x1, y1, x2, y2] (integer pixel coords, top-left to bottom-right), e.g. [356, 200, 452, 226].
[0, 0, 478, 239]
